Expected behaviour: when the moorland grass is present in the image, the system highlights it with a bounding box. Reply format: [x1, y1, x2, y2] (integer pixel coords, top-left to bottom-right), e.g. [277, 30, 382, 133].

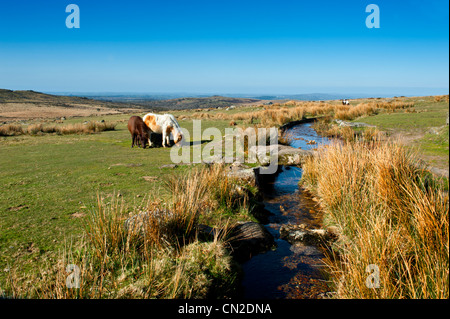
[2, 166, 241, 298]
[1, 95, 448, 298]
[0, 121, 117, 136]
[0, 115, 253, 298]
[300, 140, 449, 298]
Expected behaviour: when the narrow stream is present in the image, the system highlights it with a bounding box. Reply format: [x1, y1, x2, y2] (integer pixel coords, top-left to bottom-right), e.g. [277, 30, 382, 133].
[241, 122, 332, 299]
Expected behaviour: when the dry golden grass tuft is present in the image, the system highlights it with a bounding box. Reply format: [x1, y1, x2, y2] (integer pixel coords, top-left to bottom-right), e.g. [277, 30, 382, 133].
[0, 123, 24, 136]
[301, 140, 449, 299]
[185, 99, 414, 129]
[434, 95, 449, 103]
[0, 121, 117, 137]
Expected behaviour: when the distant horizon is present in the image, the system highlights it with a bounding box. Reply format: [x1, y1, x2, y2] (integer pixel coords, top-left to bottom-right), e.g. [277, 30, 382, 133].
[44, 87, 450, 99]
[2, 85, 448, 99]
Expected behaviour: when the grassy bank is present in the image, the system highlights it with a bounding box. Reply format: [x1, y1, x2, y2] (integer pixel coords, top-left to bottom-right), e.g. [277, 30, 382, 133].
[2, 164, 254, 298]
[300, 140, 449, 298]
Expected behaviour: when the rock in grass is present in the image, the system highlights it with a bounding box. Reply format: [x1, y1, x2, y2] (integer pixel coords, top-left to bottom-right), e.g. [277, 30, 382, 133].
[159, 164, 178, 169]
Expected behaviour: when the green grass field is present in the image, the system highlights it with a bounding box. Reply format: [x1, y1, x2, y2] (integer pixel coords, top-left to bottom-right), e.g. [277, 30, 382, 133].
[0, 115, 234, 282]
[354, 98, 448, 130]
[353, 96, 449, 171]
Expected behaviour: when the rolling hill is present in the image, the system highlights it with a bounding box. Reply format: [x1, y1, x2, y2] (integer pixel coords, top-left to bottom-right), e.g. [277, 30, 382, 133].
[0, 89, 262, 121]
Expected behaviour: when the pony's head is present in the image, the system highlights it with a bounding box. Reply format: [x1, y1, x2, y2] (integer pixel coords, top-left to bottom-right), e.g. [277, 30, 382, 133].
[173, 129, 183, 145]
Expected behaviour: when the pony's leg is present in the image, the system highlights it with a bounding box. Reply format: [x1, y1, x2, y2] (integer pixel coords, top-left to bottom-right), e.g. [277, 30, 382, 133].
[132, 134, 136, 148]
[147, 131, 154, 148]
[162, 131, 167, 147]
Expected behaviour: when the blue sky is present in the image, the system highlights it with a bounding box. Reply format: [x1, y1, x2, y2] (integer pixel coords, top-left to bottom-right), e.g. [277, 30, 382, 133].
[0, 0, 448, 95]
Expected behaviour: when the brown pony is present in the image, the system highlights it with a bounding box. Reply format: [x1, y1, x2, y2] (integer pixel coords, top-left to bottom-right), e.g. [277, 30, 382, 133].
[127, 116, 152, 148]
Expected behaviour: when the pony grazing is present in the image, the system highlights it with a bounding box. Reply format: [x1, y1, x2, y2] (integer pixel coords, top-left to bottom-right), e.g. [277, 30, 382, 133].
[127, 116, 153, 148]
[142, 113, 183, 147]
[342, 99, 350, 105]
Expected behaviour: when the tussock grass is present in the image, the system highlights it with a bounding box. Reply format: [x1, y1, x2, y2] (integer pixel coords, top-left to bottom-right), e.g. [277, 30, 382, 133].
[0, 121, 116, 136]
[55, 122, 117, 135]
[1, 165, 243, 299]
[301, 140, 449, 298]
[434, 95, 449, 103]
[0, 124, 24, 136]
[186, 100, 414, 128]
[312, 120, 385, 143]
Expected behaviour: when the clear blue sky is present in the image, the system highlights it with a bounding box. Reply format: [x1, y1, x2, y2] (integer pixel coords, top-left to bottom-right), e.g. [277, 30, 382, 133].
[0, 0, 448, 95]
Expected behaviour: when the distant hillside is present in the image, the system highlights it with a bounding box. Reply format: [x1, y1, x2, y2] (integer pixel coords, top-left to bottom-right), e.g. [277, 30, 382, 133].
[69, 92, 384, 104]
[0, 89, 131, 108]
[49, 92, 261, 110]
[118, 95, 261, 110]
[0, 89, 262, 121]
[0, 89, 143, 122]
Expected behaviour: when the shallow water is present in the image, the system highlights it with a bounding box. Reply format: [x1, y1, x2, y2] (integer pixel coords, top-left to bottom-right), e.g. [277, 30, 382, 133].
[241, 122, 332, 299]
[284, 122, 331, 150]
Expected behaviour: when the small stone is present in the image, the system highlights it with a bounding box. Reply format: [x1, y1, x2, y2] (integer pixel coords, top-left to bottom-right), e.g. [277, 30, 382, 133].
[159, 164, 178, 169]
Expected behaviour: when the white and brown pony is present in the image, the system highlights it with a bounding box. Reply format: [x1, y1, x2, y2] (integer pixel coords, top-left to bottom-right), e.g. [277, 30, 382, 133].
[142, 113, 183, 147]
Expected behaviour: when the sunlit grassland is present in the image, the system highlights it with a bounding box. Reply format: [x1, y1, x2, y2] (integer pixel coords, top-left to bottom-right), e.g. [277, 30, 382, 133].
[353, 96, 449, 170]
[354, 98, 448, 130]
[0, 115, 233, 287]
[2, 164, 245, 298]
[1, 94, 448, 298]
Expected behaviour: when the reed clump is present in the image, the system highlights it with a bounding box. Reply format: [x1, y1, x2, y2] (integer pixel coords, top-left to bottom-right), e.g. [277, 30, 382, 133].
[0, 124, 24, 136]
[187, 100, 414, 128]
[301, 140, 449, 298]
[0, 121, 116, 136]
